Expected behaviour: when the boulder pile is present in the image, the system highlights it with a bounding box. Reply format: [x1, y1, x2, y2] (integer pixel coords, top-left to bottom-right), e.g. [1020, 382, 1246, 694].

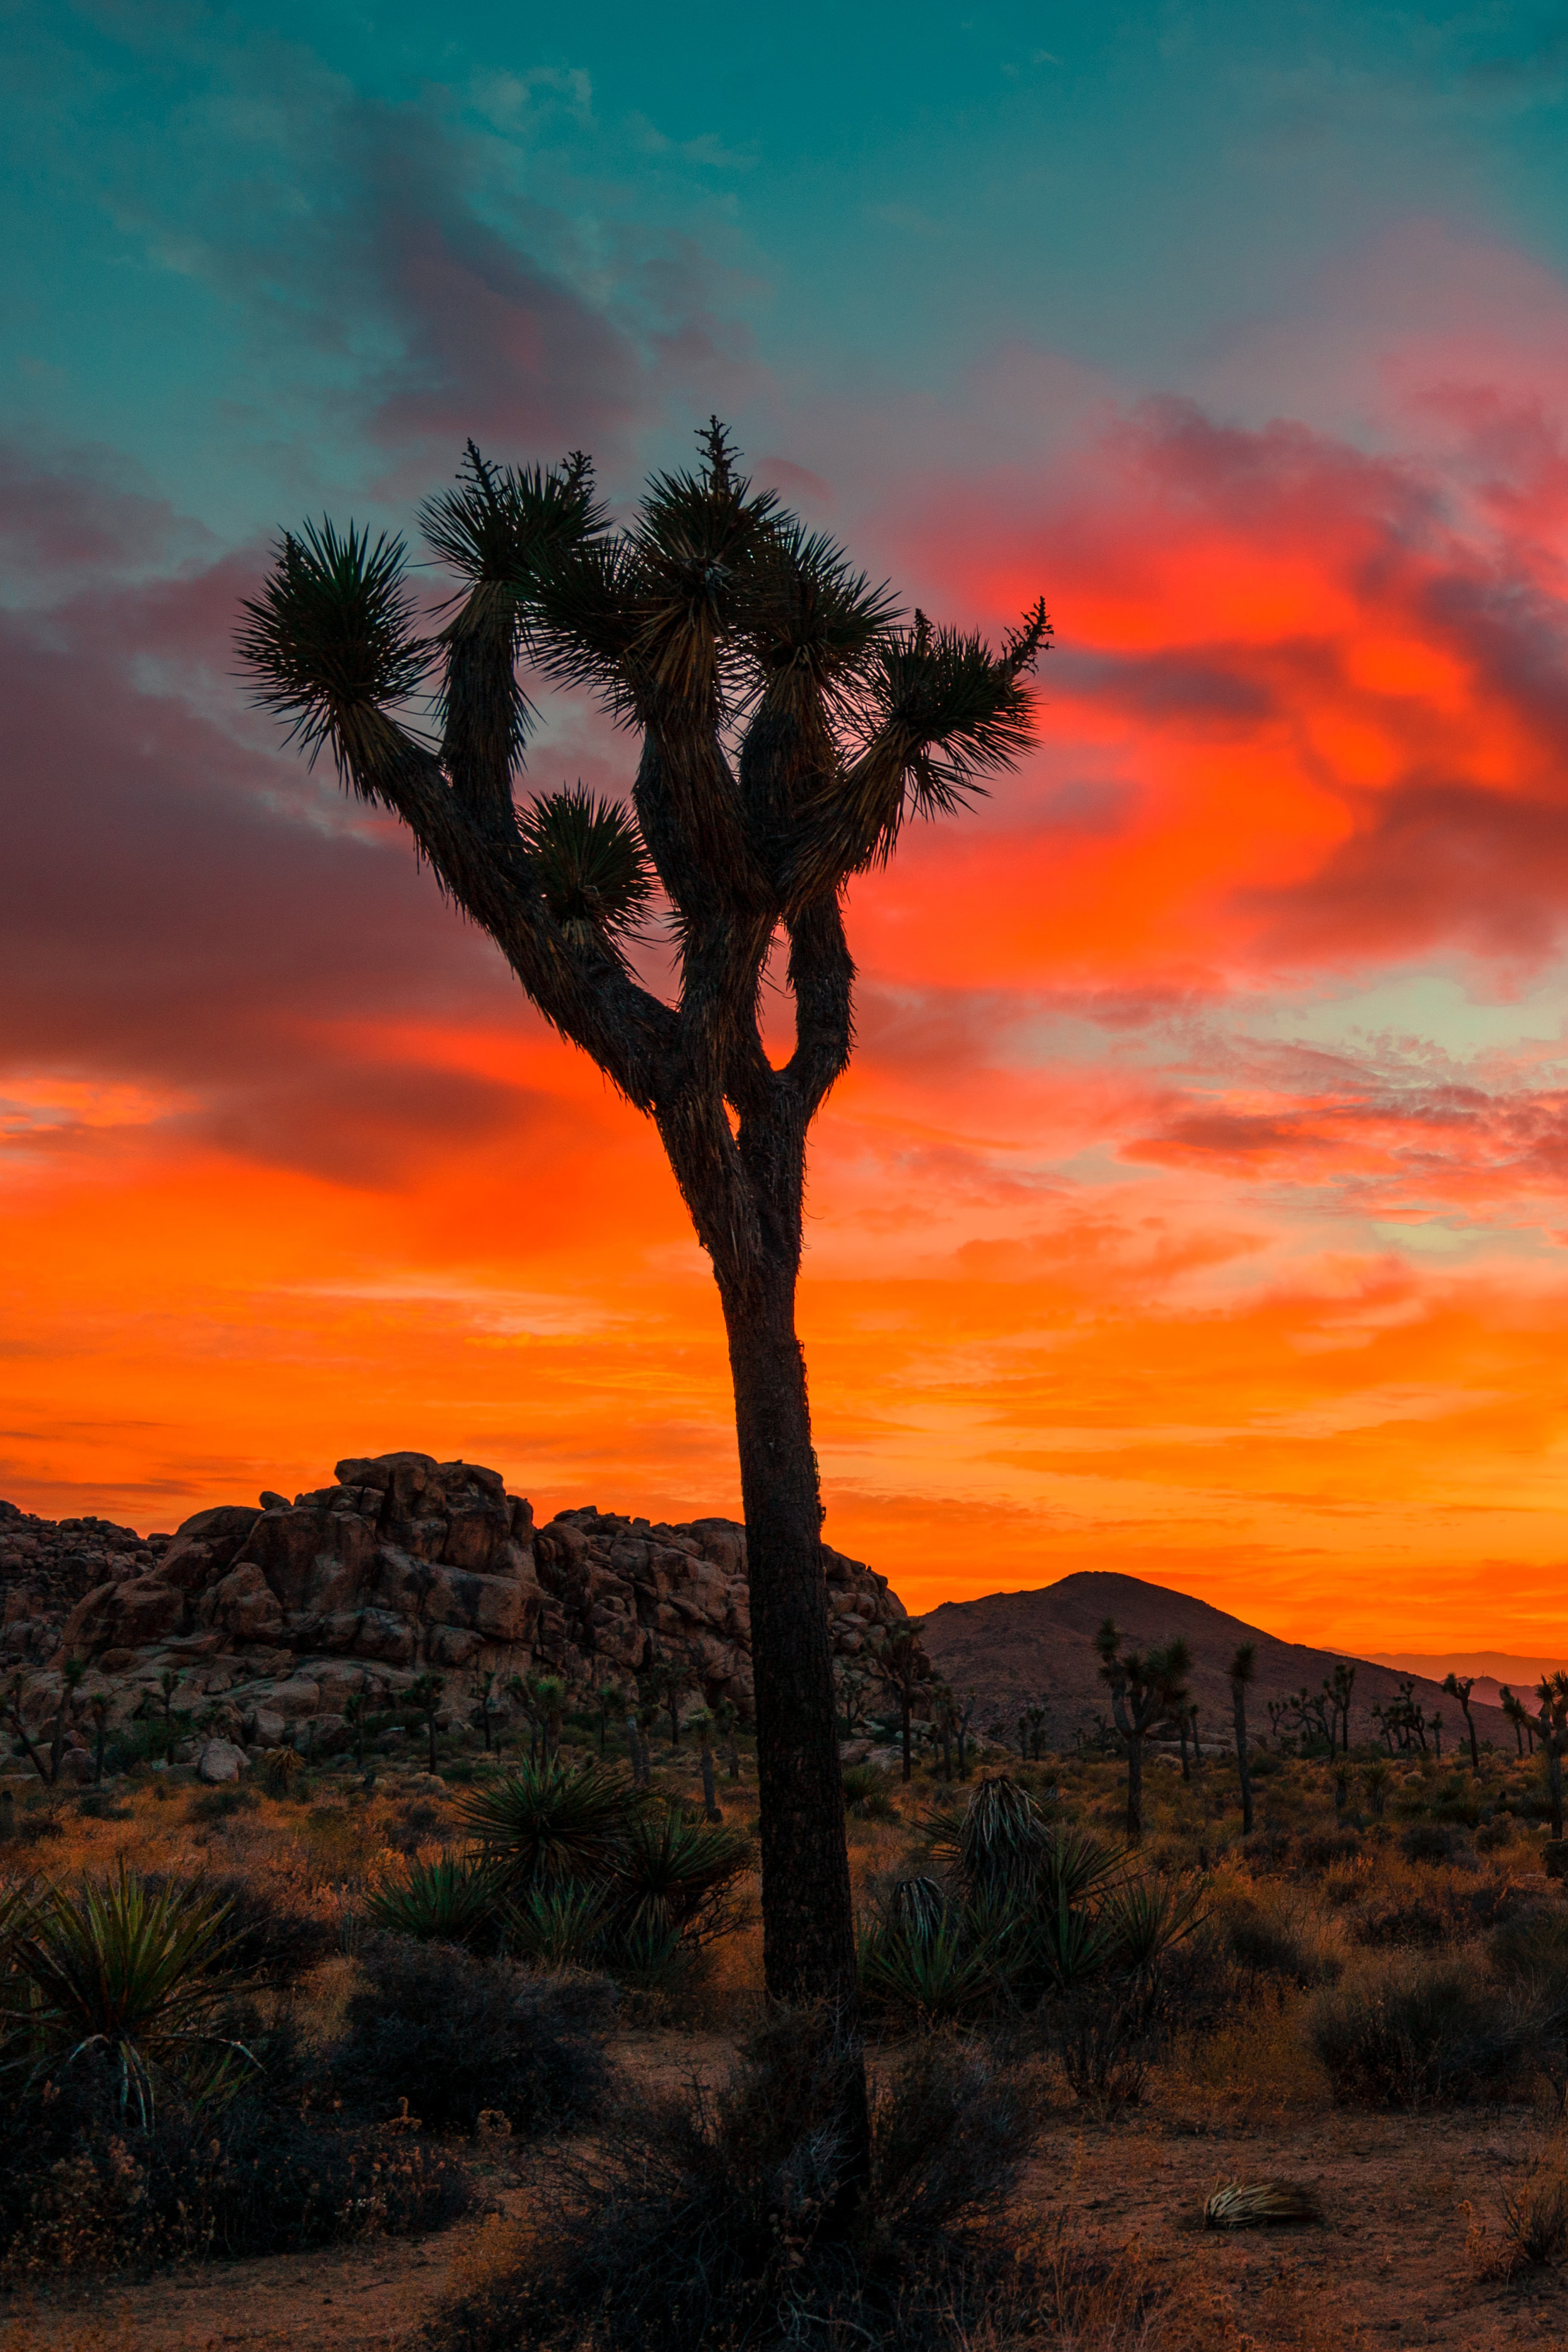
[1, 1452, 926, 1764]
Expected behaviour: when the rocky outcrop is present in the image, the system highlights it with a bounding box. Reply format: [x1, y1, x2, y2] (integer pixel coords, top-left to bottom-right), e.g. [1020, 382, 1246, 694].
[1, 1454, 926, 1755]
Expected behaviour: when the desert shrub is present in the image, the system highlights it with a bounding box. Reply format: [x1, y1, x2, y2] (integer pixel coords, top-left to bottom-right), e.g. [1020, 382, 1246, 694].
[331, 1935, 612, 2136]
[390, 1793, 457, 1845]
[0, 1805, 63, 1849]
[842, 1764, 897, 1821]
[1214, 1892, 1333, 1989]
[1476, 1816, 1515, 1853]
[458, 1757, 643, 1887]
[1309, 1956, 1530, 2106]
[1489, 1905, 1568, 2005]
[1401, 1823, 1458, 1865]
[1503, 2158, 1568, 2265]
[1347, 1882, 1461, 1949]
[424, 2014, 1044, 2352]
[0, 2047, 470, 2274]
[1295, 1830, 1363, 1872]
[140, 1870, 336, 1987]
[77, 1792, 134, 1823]
[189, 1784, 261, 1821]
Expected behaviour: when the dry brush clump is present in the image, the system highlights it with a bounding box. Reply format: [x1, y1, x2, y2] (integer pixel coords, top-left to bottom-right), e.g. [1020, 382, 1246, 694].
[425, 2011, 1049, 2352]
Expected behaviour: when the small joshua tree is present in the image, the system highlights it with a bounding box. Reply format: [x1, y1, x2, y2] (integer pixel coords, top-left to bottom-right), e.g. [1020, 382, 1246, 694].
[408, 1671, 447, 1776]
[1535, 1673, 1568, 1841]
[689, 1710, 724, 1822]
[89, 1690, 111, 1786]
[1444, 1671, 1481, 1776]
[1229, 1642, 1257, 1838]
[712, 1695, 742, 1782]
[1096, 1620, 1191, 1841]
[866, 1618, 928, 1784]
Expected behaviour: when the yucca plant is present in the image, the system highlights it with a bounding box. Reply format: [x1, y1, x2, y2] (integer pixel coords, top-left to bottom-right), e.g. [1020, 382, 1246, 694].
[859, 1909, 998, 2027]
[365, 1852, 504, 1946]
[0, 1863, 252, 2125]
[926, 1774, 1047, 1905]
[506, 1882, 611, 1969]
[459, 1756, 644, 1891]
[610, 1809, 753, 1951]
[1101, 1875, 1207, 1972]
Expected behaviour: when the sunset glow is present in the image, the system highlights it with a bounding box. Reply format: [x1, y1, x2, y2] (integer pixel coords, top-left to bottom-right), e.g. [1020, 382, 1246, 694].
[7, 10, 1568, 1660]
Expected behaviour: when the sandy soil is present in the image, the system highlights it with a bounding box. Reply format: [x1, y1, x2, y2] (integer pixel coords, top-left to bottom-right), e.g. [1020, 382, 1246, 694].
[9, 2082, 1568, 2351]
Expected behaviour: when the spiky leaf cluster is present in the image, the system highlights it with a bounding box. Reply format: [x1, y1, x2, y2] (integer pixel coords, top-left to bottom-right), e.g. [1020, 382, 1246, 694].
[235, 521, 428, 785]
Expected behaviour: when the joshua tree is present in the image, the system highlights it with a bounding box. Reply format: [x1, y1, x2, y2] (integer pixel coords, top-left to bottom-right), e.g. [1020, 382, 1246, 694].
[532, 1674, 568, 1762]
[473, 1670, 502, 1754]
[1229, 1643, 1257, 1837]
[1535, 1673, 1568, 1842]
[237, 421, 1047, 2091]
[930, 1682, 957, 1780]
[642, 1656, 690, 1750]
[407, 1671, 447, 1776]
[1096, 1620, 1192, 1841]
[1331, 1661, 1357, 1754]
[1362, 1756, 1391, 1816]
[51, 1658, 88, 1785]
[1443, 1671, 1481, 1775]
[4, 1672, 56, 1786]
[595, 1680, 622, 1755]
[1500, 1683, 1535, 1755]
[344, 1692, 369, 1770]
[712, 1695, 742, 1781]
[953, 1689, 978, 1781]
[89, 1690, 111, 1786]
[866, 1618, 929, 1784]
[689, 1710, 724, 1821]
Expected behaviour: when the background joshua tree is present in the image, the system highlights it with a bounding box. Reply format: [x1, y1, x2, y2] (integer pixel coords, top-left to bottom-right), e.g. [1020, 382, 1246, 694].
[1535, 1673, 1568, 1841]
[1095, 1619, 1192, 1841]
[1500, 1684, 1534, 1755]
[867, 1616, 931, 1783]
[238, 421, 1046, 2184]
[1229, 1641, 1256, 1836]
[1443, 1670, 1481, 1775]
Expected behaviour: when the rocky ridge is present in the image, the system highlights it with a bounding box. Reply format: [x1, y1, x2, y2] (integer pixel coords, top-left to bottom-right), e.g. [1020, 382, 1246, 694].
[1, 1453, 923, 1769]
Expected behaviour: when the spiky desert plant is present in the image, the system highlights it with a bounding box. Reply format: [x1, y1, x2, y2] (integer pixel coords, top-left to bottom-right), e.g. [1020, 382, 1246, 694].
[926, 1774, 1049, 1907]
[238, 423, 1050, 2193]
[858, 1907, 997, 2028]
[611, 1808, 753, 1951]
[1101, 1873, 1207, 1971]
[1204, 2180, 1320, 2229]
[459, 1757, 644, 1892]
[518, 785, 656, 949]
[365, 1852, 505, 1946]
[506, 1882, 612, 1969]
[0, 1863, 251, 2125]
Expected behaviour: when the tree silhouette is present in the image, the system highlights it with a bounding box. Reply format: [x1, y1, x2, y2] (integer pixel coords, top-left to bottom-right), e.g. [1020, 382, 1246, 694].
[238, 423, 1047, 2089]
[1535, 1673, 1568, 1841]
[1229, 1643, 1256, 1836]
[1443, 1671, 1481, 1776]
[867, 1618, 930, 1784]
[1095, 1619, 1191, 1840]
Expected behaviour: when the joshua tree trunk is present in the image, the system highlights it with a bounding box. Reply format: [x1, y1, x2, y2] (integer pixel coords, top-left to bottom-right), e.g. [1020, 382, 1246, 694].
[1178, 1715, 1190, 1781]
[721, 1268, 857, 2001]
[1123, 1727, 1145, 1839]
[699, 1732, 723, 1823]
[1232, 1682, 1254, 1836]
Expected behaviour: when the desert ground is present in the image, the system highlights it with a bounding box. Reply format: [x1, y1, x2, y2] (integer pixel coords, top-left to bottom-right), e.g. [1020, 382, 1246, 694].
[6, 1723, 1568, 2350]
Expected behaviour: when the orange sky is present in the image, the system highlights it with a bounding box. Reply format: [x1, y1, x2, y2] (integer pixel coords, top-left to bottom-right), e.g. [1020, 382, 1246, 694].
[8, 269, 1568, 1656]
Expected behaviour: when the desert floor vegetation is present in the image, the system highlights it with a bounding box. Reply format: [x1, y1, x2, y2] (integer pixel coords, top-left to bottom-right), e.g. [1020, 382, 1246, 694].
[7, 1724, 1568, 2345]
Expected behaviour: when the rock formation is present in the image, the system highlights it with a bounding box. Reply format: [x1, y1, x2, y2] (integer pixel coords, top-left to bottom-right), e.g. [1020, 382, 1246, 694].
[1, 1453, 926, 1762]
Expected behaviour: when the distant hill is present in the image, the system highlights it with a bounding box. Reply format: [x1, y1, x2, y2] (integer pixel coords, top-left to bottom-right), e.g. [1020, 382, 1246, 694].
[922, 1571, 1514, 1753]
